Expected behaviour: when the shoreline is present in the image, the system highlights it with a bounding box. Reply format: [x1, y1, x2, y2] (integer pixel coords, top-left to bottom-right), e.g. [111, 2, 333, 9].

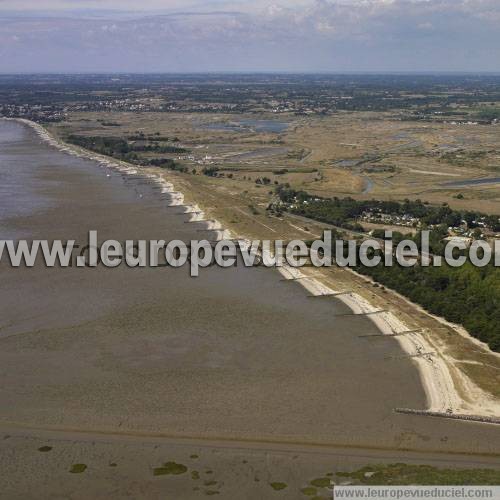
[2, 420, 500, 459]
[5, 117, 499, 421]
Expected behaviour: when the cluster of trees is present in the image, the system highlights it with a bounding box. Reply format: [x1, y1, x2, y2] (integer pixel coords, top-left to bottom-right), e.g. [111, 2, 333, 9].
[66, 134, 189, 173]
[66, 135, 187, 159]
[356, 259, 500, 352]
[274, 185, 364, 231]
[255, 177, 272, 185]
[67, 134, 139, 162]
[275, 185, 500, 232]
[202, 166, 220, 177]
[145, 158, 187, 173]
[201, 167, 236, 179]
[127, 144, 187, 154]
[127, 133, 179, 142]
[370, 227, 454, 256]
[275, 185, 500, 351]
[476, 107, 500, 122]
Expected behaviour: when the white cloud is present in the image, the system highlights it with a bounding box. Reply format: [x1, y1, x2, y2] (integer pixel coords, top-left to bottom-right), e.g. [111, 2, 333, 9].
[0, 0, 499, 72]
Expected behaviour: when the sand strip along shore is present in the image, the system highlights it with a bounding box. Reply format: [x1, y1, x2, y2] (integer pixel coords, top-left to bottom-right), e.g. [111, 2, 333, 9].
[7, 118, 499, 420]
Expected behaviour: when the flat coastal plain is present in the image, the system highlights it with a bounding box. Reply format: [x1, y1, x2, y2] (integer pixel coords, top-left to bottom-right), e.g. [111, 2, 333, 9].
[0, 120, 499, 499]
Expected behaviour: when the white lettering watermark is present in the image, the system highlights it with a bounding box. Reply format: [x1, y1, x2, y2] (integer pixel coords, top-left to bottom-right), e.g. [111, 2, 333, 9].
[1, 231, 499, 277]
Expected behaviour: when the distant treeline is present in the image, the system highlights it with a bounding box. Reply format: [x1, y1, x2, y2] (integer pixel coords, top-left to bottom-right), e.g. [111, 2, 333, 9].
[3, 74, 500, 118]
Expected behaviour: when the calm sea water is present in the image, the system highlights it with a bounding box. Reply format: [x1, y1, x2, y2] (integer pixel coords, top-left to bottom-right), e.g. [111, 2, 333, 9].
[0, 121, 53, 221]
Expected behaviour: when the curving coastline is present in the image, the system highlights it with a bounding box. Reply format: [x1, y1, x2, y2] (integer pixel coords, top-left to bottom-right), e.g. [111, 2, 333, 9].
[6, 117, 500, 421]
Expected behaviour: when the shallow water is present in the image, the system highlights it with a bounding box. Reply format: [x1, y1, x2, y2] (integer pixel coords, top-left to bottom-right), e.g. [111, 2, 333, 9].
[0, 121, 55, 233]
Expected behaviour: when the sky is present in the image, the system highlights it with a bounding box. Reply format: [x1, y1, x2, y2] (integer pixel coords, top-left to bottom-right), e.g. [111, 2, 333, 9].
[0, 0, 499, 73]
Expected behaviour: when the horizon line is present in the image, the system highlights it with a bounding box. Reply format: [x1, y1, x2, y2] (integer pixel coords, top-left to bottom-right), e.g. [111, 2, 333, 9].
[1, 71, 500, 76]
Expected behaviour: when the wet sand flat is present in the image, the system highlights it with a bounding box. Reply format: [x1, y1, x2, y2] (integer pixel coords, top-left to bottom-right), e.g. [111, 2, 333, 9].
[2, 425, 500, 500]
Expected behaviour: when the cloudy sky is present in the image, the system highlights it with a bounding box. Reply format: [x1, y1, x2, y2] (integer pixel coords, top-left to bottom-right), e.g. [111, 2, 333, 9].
[0, 0, 499, 73]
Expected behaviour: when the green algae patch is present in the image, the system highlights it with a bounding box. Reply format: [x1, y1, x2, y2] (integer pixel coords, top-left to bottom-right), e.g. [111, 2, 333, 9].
[153, 461, 188, 476]
[310, 477, 331, 488]
[38, 446, 52, 452]
[336, 464, 500, 486]
[69, 464, 87, 474]
[270, 482, 288, 491]
[301, 486, 317, 496]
